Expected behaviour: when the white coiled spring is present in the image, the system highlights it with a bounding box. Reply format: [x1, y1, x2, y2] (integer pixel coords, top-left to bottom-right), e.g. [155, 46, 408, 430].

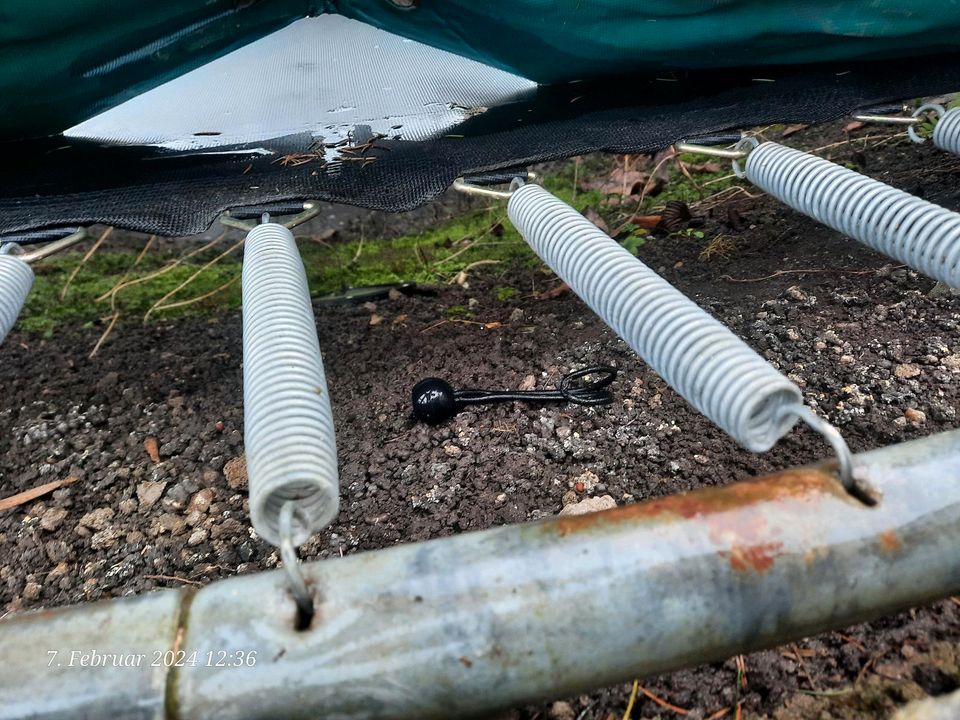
[0, 253, 34, 345]
[932, 106, 960, 157]
[744, 141, 960, 287]
[242, 223, 338, 547]
[508, 183, 803, 452]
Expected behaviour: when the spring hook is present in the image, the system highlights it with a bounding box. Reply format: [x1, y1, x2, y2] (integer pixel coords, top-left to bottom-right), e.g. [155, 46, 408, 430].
[279, 501, 314, 630]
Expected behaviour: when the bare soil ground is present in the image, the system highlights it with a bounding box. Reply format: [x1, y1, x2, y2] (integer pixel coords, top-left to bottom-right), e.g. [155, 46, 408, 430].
[2, 122, 959, 718]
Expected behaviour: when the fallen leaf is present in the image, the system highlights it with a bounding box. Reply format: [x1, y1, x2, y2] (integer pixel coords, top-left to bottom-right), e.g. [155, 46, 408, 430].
[845, 120, 867, 132]
[581, 165, 648, 197]
[145, 437, 160, 463]
[630, 214, 663, 230]
[680, 161, 722, 173]
[369, 314, 384, 326]
[483, 322, 502, 330]
[782, 123, 808, 137]
[392, 314, 408, 325]
[583, 208, 609, 234]
[642, 147, 676, 197]
[538, 282, 571, 300]
[0, 476, 79, 511]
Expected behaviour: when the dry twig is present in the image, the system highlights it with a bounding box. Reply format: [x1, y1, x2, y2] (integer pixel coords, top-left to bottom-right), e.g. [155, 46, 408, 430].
[0, 476, 78, 511]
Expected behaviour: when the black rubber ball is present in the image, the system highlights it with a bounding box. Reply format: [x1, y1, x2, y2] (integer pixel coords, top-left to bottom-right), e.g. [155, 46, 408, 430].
[412, 377, 458, 425]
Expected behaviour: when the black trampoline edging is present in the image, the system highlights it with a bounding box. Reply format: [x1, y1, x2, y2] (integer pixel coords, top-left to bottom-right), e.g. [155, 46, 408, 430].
[2, 54, 960, 239]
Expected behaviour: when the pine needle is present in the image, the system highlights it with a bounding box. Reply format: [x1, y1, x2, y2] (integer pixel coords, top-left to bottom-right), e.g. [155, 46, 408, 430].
[60, 227, 113, 299]
[89, 235, 155, 358]
[622, 679, 640, 720]
[142, 237, 244, 323]
[0, 476, 78, 511]
[149, 274, 239, 313]
[96, 232, 225, 303]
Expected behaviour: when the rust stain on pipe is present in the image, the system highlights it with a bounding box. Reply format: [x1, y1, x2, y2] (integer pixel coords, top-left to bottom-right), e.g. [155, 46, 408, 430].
[879, 529, 903, 553]
[552, 468, 851, 535]
[550, 468, 857, 574]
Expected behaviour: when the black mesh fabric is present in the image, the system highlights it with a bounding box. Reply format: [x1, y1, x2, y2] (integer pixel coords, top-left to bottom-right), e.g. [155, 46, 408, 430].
[3, 55, 960, 238]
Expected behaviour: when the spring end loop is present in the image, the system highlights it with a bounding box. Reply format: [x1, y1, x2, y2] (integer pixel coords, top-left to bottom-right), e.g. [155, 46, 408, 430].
[908, 103, 946, 144]
[732, 136, 760, 179]
[279, 500, 315, 630]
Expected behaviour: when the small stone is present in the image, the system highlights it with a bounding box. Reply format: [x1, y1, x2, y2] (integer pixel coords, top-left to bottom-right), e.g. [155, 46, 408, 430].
[202, 469, 220, 484]
[187, 529, 208, 546]
[46, 562, 69, 581]
[39, 507, 68, 532]
[187, 488, 214, 514]
[569, 469, 599, 493]
[224, 456, 247, 491]
[943, 354, 960, 371]
[509, 308, 525, 323]
[548, 701, 575, 720]
[443, 444, 461, 457]
[22, 581, 41, 601]
[839, 354, 854, 365]
[519, 374, 536, 391]
[90, 526, 122, 550]
[904, 408, 927, 426]
[369, 314, 384, 326]
[558, 495, 617, 516]
[895, 363, 921, 379]
[495, 493, 507, 504]
[785, 286, 807, 302]
[157, 513, 186, 535]
[79, 507, 114, 531]
[387, 288, 404, 301]
[185, 510, 204, 527]
[136, 481, 166, 508]
[561, 490, 578, 507]
[95, 371, 119, 392]
[118, 499, 137, 515]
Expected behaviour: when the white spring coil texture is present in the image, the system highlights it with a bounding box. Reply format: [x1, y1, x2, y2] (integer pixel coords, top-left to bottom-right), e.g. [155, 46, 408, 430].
[933, 107, 960, 157]
[745, 141, 960, 287]
[508, 183, 802, 452]
[0, 254, 34, 345]
[242, 224, 338, 547]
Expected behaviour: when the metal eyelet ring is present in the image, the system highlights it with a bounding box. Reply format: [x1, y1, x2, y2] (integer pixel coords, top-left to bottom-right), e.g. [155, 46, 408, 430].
[278, 500, 314, 628]
[732, 136, 760, 179]
[909, 103, 946, 144]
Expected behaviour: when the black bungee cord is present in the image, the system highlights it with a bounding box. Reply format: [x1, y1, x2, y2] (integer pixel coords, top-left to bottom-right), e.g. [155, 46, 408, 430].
[411, 366, 617, 425]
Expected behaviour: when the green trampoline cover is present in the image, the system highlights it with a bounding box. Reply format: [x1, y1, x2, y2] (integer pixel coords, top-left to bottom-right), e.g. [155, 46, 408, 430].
[2, 0, 960, 140]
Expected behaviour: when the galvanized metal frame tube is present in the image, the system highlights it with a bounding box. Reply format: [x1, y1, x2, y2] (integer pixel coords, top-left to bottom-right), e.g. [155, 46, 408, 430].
[2, 430, 959, 720]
